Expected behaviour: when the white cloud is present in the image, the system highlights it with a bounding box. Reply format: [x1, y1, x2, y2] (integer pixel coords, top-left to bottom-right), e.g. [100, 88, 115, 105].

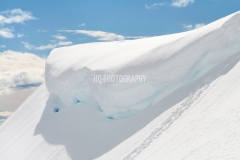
[194, 23, 205, 29]
[21, 41, 34, 49]
[52, 35, 66, 40]
[78, 23, 86, 27]
[22, 41, 56, 50]
[60, 30, 125, 41]
[37, 29, 47, 32]
[58, 41, 73, 46]
[145, 3, 166, 9]
[0, 45, 6, 48]
[35, 44, 57, 50]
[183, 24, 193, 30]
[0, 28, 14, 38]
[0, 50, 45, 96]
[0, 111, 12, 118]
[0, 8, 36, 25]
[172, 0, 194, 7]
[183, 23, 206, 30]
[17, 33, 24, 38]
[146, 0, 194, 9]
[22, 40, 73, 50]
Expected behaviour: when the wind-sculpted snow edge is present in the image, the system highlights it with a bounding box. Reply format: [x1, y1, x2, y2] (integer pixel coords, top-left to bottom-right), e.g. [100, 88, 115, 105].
[45, 11, 240, 119]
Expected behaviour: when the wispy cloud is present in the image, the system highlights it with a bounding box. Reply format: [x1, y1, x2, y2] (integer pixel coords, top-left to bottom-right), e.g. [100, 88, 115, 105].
[23, 34, 73, 49]
[78, 23, 86, 27]
[22, 41, 56, 50]
[35, 44, 57, 50]
[37, 29, 47, 32]
[0, 45, 6, 48]
[52, 34, 66, 40]
[146, 0, 194, 9]
[60, 30, 125, 41]
[59, 29, 147, 41]
[58, 41, 73, 46]
[0, 9, 35, 39]
[145, 3, 166, 9]
[182, 23, 205, 30]
[21, 41, 34, 49]
[17, 33, 24, 38]
[183, 24, 193, 30]
[172, 0, 194, 7]
[0, 50, 45, 96]
[22, 40, 73, 50]
[0, 8, 36, 25]
[0, 28, 14, 38]
[194, 23, 205, 29]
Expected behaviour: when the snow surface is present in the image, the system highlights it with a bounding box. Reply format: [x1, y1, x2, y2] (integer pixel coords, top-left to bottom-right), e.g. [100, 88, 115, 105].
[0, 11, 240, 160]
[46, 11, 240, 119]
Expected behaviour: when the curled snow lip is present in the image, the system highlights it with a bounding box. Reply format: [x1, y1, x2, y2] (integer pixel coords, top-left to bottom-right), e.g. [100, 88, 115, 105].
[45, 11, 240, 119]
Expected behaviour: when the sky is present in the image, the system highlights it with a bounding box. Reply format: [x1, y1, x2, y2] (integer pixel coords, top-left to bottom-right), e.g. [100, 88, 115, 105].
[0, 0, 240, 119]
[1, 0, 240, 56]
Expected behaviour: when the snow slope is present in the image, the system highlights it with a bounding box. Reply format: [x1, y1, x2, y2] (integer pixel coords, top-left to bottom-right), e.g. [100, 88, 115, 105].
[0, 11, 240, 160]
[98, 50, 240, 160]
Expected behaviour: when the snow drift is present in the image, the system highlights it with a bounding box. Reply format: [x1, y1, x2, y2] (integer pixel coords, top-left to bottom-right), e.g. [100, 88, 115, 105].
[46, 11, 240, 119]
[0, 11, 240, 160]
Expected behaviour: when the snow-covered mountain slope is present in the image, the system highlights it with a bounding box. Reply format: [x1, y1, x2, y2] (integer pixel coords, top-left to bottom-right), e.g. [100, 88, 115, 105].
[0, 11, 240, 160]
[98, 51, 240, 160]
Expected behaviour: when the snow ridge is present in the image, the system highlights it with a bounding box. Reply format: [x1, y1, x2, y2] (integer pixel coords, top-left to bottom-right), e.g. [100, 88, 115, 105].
[45, 11, 240, 119]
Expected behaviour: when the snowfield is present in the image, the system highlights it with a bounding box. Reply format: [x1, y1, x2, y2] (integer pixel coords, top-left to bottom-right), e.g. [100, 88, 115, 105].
[0, 11, 240, 160]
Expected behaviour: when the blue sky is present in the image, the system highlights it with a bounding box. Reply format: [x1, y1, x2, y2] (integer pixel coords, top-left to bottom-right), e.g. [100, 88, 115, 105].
[0, 0, 240, 56]
[0, 0, 240, 120]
